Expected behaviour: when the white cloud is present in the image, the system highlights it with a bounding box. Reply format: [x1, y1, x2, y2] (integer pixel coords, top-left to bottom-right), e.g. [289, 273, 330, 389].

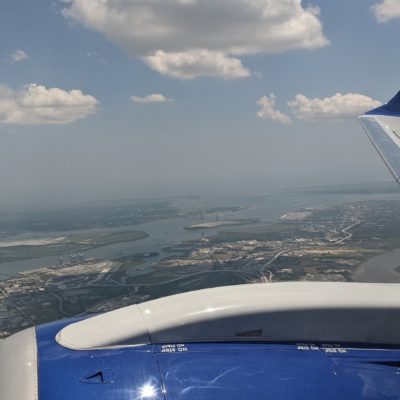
[143, 50, 251, 80]
[10, 49, 28, 63]
[288, 93, 382, 120]
[61, 0, 328, 79]
[372, 0, 400, 22]
[87, 51, 108, 64]
[131, 94, 174, 104]
[0, 83, 99, 125]
[257, 94, 292, 124]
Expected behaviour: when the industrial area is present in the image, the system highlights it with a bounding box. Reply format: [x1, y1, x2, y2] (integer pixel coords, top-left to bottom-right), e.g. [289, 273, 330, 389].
[1, 198, 400, 338]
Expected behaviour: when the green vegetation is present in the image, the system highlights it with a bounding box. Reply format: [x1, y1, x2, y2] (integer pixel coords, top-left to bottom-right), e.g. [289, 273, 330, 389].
[0, 244, 88, 264]
[0, 231, 148, 264]
[5, 198, 400, 337]
[0, 198, 178, 233]
[66, 231, 149, 245]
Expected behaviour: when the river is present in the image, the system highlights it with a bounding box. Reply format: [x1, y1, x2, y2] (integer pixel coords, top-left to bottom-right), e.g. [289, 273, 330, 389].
[353, 249, 400, 283]
[1, 190, 400, 280]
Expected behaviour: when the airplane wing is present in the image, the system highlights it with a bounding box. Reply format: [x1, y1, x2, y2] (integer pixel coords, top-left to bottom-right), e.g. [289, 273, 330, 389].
[359, 91, 400, 184]
[2, 97, 400, 400]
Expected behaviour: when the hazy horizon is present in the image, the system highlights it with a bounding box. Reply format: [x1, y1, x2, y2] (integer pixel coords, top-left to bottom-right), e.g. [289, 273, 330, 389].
[1, 0, 399, 208]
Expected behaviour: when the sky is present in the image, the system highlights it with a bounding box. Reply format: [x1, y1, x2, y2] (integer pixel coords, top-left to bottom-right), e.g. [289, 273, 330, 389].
[0, 0, 400, 207]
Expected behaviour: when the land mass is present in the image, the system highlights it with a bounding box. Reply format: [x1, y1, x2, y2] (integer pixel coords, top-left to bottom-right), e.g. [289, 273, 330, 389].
[2, 198, 400, 338]
[0, 231, 148, 264]
[185, 219, 259, 231]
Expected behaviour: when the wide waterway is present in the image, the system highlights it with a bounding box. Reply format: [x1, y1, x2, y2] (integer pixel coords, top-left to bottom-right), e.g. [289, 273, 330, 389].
[1, 190, 400, 280]
[353, 249, 400, 283]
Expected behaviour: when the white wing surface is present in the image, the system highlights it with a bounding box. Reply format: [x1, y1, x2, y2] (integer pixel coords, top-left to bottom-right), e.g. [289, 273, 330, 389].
[359, 91, 400, 184]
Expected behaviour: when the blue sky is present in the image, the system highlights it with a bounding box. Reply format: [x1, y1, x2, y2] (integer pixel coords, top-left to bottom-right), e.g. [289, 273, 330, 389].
[0, 0, 399, 207]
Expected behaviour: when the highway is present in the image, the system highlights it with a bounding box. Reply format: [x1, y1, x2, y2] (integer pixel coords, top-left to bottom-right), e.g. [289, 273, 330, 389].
[334, 220, 362, 245]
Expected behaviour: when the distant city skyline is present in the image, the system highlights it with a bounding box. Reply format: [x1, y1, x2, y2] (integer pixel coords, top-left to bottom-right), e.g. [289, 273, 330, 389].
[0, 0, 399, 206]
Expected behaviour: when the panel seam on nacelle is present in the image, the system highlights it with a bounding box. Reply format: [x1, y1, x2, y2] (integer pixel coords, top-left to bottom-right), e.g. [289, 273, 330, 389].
[32, 328, 39, 400]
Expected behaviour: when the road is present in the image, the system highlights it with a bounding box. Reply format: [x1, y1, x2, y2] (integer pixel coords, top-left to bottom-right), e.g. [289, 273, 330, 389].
[259, 246, 299, 283]
[334, 220, 362, 245]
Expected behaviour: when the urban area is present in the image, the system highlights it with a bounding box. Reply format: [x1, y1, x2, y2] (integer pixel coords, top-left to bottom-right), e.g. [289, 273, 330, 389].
[1, 194, 400, 338]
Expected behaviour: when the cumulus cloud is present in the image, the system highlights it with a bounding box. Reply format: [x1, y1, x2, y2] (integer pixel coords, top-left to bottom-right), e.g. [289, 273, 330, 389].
[10, 49, 28, 63]
[288, 93, 382, 120]
[0, 83, 99, 124]
[61, 0, 328, 79]
[257, 94, 292, 124]
[131, 94, 174, 104]
[372, 0, 400, 22]
[143, 50, 251, 80]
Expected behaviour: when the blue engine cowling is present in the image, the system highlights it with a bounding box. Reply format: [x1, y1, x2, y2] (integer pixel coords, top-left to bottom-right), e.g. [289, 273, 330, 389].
[1, 282, 400, 399]
[0, 315, 399, 400]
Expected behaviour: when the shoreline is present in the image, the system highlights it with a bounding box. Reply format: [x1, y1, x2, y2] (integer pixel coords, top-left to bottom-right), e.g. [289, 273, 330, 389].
[184, 218, 259, 231]
[353, 248, 400, 283]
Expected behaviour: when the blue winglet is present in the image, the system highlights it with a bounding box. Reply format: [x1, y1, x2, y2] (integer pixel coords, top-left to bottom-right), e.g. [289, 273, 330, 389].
[366, 91, 400, 116]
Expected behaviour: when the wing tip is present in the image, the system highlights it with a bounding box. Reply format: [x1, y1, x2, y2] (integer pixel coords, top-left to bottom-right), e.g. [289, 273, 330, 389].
[365, 90, 400, 117]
